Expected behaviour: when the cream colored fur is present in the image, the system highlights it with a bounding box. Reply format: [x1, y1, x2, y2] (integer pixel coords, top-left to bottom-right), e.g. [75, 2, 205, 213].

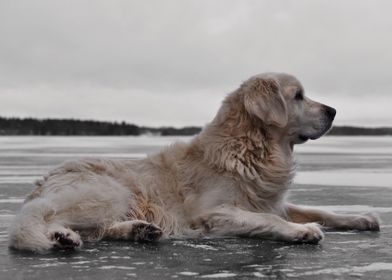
[9, 73, 380, 252]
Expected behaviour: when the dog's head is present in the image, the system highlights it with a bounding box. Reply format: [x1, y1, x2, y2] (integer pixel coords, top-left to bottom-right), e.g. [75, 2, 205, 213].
[240, 73, 336, 146]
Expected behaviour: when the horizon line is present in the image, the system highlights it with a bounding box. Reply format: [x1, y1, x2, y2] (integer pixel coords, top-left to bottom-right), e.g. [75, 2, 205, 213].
[0, 115, 391, 130]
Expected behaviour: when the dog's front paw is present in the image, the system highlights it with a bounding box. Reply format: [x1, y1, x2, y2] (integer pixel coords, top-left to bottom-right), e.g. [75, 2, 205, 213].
[347, 213, 380, 231]
[289, 223, 324, 244]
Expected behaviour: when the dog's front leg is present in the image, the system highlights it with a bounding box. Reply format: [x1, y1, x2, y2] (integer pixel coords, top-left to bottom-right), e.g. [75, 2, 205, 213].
[194, 204, 323, 244]
[285, 203, 380, 231]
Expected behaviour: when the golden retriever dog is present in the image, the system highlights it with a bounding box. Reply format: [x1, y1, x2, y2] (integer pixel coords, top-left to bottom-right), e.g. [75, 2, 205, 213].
[9, 73, 380, 252]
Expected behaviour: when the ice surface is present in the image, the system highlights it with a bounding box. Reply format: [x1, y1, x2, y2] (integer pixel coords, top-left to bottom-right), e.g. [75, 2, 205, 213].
[0, 136, 391, 279]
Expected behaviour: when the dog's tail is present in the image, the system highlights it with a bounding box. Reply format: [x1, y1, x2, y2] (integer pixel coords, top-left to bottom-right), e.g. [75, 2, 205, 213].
[8, 198, 55, 253]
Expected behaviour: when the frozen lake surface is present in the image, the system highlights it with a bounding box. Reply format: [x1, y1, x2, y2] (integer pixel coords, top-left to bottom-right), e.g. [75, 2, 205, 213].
[1, 136, 391, 279]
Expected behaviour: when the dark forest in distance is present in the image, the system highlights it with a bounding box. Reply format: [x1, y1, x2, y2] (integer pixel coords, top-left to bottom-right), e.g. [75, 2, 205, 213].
[0, 116, 391, 136]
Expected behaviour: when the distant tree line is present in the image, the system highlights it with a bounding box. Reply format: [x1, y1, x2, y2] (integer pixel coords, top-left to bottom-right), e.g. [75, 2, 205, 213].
[0, 117, 140, 135]
[0, 117, 201, 136]
[0, 117, 391, 136]
[328, 126, 392, 136]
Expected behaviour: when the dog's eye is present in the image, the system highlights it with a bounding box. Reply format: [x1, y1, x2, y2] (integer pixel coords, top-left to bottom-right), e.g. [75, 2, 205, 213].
[294, 90, 304, 101]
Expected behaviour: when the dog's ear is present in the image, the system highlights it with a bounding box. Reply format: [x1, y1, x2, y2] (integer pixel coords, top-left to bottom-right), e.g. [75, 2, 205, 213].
[243, 78, 288, 127]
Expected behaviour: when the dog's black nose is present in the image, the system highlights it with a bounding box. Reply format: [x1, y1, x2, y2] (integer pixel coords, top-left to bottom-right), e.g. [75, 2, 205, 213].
[324, 106, 337, 120]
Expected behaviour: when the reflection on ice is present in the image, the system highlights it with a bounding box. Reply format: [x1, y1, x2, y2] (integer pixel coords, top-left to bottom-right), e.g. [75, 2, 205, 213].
[298, 204, 392, 213]
[287, 262, 392, 277]
[295, 136, 392, 154]
[200, 272, 237, 278]
[0, 198, 24, 203]
[98, 266, 136, 270]
[295, 170, 392, 188]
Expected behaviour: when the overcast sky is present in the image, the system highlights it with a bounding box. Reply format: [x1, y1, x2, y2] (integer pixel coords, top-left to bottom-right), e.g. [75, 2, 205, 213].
[0, 0, 391, 127]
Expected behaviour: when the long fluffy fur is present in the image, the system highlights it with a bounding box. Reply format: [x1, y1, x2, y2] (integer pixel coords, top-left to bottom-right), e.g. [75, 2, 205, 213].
[9, 72, 378, 252]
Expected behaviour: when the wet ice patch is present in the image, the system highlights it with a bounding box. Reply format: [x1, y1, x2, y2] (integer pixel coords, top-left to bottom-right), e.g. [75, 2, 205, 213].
[178, 272, 199, 276]
[295, 136, 392, 155]
[253, 272, 267, 277]
[184, 244, 218, 251]
[173, 241, 219, 251]
[99, 265, 135, 270]
[69, 261, 92, 265]
[295, 170, 392, 188]
[288, 262, 392, 277]
[200, 271, 237, 278]
[331, 240, 369, 244]
[0, 176, 40, 184]
[299, 204, 392, 213]
[243, 264, 272, 269]
[0, 198, 24, 203]
[31, 262, 67, 268]
[109, 255, 131, 259]
[326, 231, 359, 235]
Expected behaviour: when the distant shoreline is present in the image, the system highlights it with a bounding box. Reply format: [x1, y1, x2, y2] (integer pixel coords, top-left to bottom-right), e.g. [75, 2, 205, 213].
[0, 116, 391, 136]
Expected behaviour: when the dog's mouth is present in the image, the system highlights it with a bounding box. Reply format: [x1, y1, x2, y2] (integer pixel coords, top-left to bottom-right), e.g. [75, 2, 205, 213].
[290, 107, 337, 150]
[299, 121, 334, 143]
[299, 134, 310, 142]
[291, 129, 328, 151]
[299, 132, 324, 142]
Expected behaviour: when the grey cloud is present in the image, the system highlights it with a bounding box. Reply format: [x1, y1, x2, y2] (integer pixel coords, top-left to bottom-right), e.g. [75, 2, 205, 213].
[0, 0, 391, 125]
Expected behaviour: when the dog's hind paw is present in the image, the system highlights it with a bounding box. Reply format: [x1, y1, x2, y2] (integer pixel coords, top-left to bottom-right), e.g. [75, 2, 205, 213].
[107, 220, 163, 242]
[51, 229, 82, 249]
[131, 221, 163, 242]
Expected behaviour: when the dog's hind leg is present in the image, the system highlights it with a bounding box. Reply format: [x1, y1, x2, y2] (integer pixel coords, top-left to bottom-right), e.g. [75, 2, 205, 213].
[105, 220, 163, 242]
[9, 199, 82, 252]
